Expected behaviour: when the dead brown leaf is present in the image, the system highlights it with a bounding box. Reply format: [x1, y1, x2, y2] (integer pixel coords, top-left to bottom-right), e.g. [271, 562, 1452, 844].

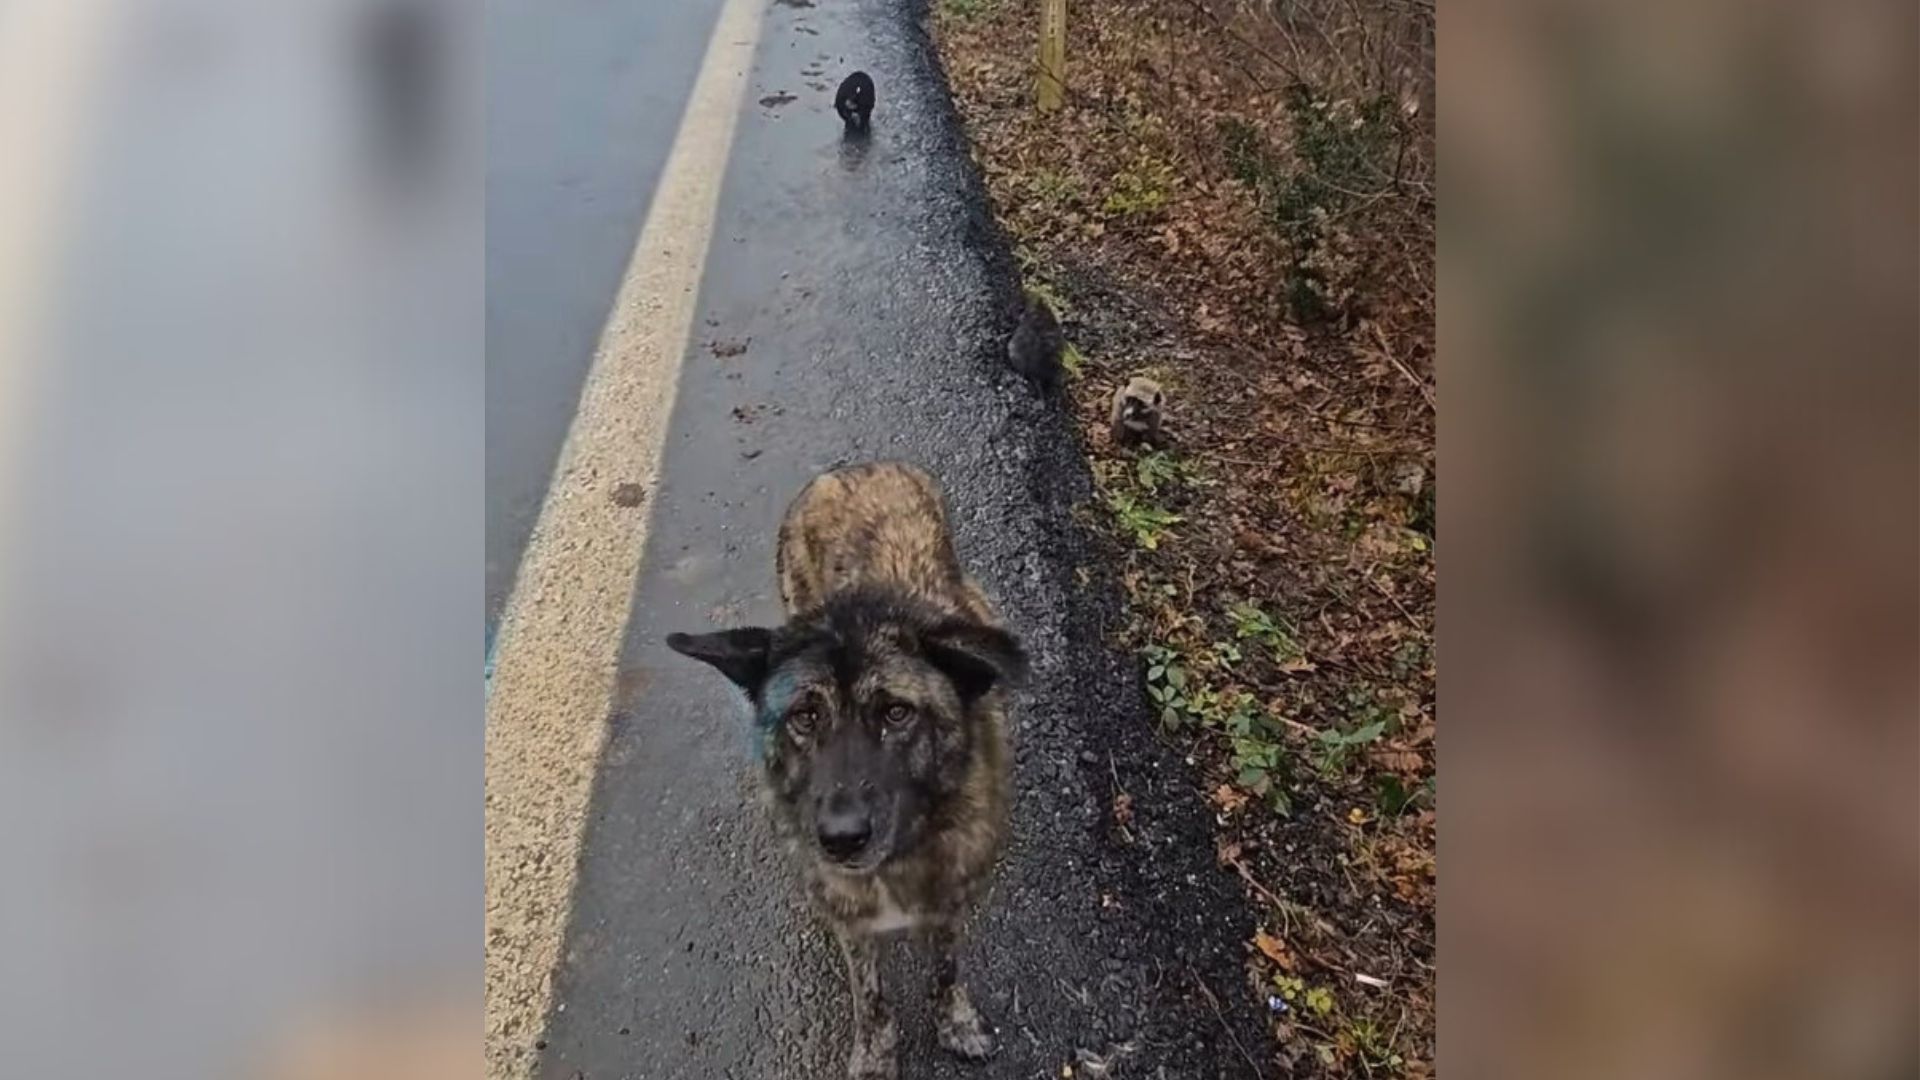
[1252, 929, 1295, 970]
[1212, 783, 1250, 813]
[1371, 747, 1425, 774]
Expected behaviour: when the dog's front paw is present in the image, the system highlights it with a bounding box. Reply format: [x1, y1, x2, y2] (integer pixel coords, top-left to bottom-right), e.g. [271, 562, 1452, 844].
[847, 1020, 898, 1080]
[935, 985, 998, 1061]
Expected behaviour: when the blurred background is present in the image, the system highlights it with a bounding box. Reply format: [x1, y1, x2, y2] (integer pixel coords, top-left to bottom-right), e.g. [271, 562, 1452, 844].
[0, 1, 477, 1078]
[0, 0, 1910, 1077]
[1443, 0, 1916, 1078]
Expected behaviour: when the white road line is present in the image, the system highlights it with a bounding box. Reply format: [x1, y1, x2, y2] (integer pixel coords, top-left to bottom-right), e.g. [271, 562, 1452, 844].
[0, 0, 114, 621]
[482, 0, 765, 1074]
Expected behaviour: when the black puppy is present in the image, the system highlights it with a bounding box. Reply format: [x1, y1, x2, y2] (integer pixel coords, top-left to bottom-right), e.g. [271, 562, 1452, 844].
[835, 71, 875, 132]
[1006, 293, 1065, 395]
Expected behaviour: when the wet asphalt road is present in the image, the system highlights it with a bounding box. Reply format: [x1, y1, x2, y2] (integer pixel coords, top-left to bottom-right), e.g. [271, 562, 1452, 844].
[486, 0, 727, 632]
[499, 1, 1268, 1077]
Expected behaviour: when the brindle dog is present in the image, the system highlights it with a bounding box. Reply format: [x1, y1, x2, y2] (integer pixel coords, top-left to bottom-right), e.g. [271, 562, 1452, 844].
[666, 462, 1023, 1079]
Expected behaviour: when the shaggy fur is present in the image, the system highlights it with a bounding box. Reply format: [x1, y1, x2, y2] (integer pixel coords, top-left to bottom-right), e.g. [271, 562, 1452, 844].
[668, 462, 1022, 1079]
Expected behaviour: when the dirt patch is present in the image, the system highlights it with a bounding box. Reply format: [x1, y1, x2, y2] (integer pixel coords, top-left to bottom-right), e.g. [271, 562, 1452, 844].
[932, 0, 1435, 1074]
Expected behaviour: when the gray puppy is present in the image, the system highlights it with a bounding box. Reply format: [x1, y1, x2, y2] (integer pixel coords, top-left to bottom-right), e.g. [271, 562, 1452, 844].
[1109, 376, 1165, 447]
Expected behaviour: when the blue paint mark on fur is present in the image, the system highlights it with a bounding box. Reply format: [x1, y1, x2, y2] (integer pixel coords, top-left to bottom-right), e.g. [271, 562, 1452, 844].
[762, 669, 798, 716]
[736, 694, 770, 761]
[749, 669, 800, 762]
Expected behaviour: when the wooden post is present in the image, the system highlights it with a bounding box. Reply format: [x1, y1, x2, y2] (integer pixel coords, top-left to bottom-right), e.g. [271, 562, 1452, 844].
[1037, 0, 1066, 111]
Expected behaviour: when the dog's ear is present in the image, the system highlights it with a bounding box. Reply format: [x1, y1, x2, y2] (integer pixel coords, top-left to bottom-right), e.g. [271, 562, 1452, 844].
[923, 620, 1029, 703]
[665, 628, 775, 693]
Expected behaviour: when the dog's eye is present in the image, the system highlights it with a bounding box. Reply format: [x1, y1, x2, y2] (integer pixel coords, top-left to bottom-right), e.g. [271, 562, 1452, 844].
[787, 707, 818, 737]
[883, 703, 914, 727]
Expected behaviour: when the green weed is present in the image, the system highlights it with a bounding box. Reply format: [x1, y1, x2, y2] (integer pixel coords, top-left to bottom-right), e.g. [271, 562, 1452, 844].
[1315, 688, 1396, 775]
[1028, 167, 1081, 207]
[1206, 640, 1242, 669]
[1219, 689, 1290, 813]
[1347, 1018, 1403, 1071]
[1231, 735, 1288, 813]
[1133, 450, 1204, 495]
[1273, 975, 1337, 1019]
[1142, 645, 1192, 729]
[1023, 276, 1071, 317]
[1061, 342, 1086, 377]
[1108, 491, 1181, 550]
[1314, 716, 1387, 776]
[1302, 985, 1337, 1019]
[1102, 154, 1175, 217]
[1146, 642, 1292, 813]
[1228, 602, 1306, 667]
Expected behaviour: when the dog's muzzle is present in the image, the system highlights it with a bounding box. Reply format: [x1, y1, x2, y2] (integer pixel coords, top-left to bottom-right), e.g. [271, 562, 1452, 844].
[816, 787, 877, 866]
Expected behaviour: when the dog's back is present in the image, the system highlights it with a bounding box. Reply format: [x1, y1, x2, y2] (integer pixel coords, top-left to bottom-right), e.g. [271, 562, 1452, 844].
[777, 462, 994, 625]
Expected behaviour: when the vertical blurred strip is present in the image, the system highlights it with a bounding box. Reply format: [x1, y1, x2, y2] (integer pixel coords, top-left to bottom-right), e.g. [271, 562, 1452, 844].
[0, 1, 484, 1077]
[1443, 0, 1917, 1078]
[0, 0, 113, 617]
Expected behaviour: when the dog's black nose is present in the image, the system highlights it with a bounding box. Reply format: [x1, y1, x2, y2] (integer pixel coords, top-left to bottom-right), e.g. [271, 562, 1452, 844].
[817, 808, 872, 862]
